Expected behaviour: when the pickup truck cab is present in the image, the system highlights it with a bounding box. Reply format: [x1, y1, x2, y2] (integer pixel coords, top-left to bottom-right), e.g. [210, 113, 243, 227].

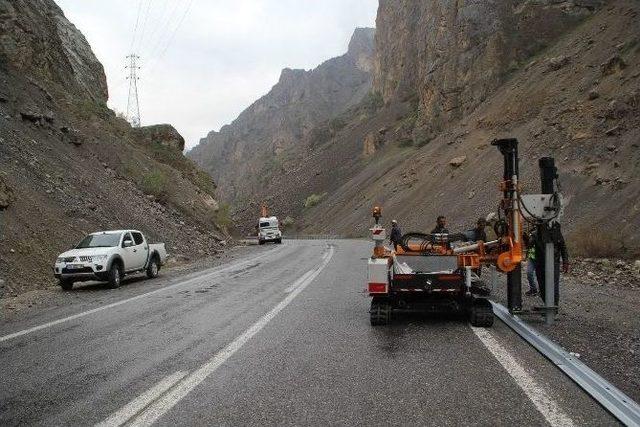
[53, 230, 167, 290]
[257, 216, 282, 244]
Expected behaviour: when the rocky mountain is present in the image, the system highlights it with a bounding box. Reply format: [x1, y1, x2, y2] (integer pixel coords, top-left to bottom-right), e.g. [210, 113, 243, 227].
[0, 0, 227, 297]
[189, 0, 639, 257]
[302, 0, 639, 252]
[187, 27, 375, 205]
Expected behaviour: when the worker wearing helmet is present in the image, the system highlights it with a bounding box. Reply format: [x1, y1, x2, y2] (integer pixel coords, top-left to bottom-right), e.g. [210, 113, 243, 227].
[390, 220, 402, 252]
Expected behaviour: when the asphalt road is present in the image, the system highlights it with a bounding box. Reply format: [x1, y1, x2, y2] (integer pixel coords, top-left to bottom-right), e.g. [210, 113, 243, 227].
[0, 240, 618, 426]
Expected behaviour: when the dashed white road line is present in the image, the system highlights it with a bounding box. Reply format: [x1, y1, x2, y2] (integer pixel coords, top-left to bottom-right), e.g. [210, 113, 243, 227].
[471, 326, 576, 427]
[0, 246, 287, 343]
[96, 371, 188, 427]
[100, 245, 335, 427]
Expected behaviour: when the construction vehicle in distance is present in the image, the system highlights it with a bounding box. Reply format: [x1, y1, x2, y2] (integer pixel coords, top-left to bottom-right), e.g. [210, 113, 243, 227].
[257, 203, 283, 245]
[366, 138, 563, 327]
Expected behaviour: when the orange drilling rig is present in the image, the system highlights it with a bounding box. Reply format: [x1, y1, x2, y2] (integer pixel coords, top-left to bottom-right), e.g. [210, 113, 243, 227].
[366, 138, 563, 326]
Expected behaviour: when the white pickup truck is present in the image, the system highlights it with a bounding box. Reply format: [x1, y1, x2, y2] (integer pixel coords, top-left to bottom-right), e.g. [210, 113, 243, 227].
[53, 230, 167, 290]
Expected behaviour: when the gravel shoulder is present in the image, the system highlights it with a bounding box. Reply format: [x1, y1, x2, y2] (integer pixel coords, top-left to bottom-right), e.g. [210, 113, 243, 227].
[491, 258, 640, 403]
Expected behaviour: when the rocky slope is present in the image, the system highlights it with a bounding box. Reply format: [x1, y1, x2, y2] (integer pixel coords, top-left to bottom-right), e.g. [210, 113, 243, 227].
[302, 0, 639, 253]
[188, 28, 375, 208]
[0, 0, 226, 297]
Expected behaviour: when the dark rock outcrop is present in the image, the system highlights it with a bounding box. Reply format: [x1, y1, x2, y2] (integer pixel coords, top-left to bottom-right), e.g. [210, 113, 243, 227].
[135, 124, 186, 152]
[0, 0, 108, 102]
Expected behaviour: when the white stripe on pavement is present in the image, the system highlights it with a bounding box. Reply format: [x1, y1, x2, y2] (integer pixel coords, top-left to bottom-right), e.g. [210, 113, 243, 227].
[472, 326, 576, 427]
[96, 371, 188, 427]
[0, 246, 287, 343]
[101, 245, 334, 427]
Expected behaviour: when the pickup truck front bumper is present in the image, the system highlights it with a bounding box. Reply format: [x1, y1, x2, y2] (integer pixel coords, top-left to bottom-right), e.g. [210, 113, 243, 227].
[53, 262, 109, 282]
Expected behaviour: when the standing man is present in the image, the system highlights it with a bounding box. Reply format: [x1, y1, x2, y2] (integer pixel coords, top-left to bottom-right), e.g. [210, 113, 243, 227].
[523, 231, 538, 296]
[389, 220, 402, 252]
[431, 215, 449, 234]
[534, 222, 569, 304]
[464, 218, 487, 242]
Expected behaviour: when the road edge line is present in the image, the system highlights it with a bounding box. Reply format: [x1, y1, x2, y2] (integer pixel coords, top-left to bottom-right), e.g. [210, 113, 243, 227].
[471, 326, 576, 427]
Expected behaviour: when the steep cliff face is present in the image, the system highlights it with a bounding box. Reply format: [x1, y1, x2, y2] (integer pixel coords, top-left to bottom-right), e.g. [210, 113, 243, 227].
[0, 0, 108, 102]
[0, 0, 226, 297]
[188, 28, 375, 201]
[373, 0, 604, 142]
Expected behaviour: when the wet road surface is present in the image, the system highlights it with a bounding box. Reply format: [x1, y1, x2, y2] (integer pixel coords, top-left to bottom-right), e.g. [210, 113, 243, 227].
[0, 240, 617, 426]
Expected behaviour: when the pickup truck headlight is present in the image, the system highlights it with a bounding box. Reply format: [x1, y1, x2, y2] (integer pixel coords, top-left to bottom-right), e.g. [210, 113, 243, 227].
[92, 254, 108, 262]
[56, 257, 64, 263]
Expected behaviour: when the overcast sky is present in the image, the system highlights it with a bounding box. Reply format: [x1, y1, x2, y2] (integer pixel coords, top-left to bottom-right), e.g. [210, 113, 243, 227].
[54, 0, 378, 151]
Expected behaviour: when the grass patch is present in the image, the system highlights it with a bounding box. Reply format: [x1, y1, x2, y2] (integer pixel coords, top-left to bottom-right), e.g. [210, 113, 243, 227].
[304, 192, 327, 208]
[281, 216, 295, 229]
[141, 170, 169, 202]
[398, 137, 414, 148]
[213, 203, 232, 229]
[569, 227, 638, 259]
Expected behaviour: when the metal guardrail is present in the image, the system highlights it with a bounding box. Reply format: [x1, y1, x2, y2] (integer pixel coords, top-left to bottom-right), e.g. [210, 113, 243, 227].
[491, 301, 640, 427]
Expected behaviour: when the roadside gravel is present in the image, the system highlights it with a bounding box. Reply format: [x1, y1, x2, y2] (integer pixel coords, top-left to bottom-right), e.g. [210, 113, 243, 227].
[491, 258, 640, 402]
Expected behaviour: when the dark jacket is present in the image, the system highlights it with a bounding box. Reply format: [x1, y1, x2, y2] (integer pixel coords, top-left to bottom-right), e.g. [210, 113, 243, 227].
[465, 228, 487, 242]
[534, 223, 569, 264]
[390, 225, 402, 243]
[431, 225, 449, 234]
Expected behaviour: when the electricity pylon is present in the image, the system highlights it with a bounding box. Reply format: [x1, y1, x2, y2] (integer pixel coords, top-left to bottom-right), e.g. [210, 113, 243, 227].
[125, 54, 141, 127]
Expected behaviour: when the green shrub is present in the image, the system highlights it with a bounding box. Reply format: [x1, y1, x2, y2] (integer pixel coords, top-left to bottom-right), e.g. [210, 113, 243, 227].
[398, 137, 414, 148]
[361, 91, 384, 114]
[141, 170, 169, 202]
[329, 117, 347, 132]
[304, 192, 327, 208]
[282, 216, 295, 228]
[214, 203, 232, 228]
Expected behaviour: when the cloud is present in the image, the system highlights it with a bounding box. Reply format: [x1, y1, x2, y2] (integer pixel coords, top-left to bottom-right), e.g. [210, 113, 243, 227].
[55, 0, 378, 150]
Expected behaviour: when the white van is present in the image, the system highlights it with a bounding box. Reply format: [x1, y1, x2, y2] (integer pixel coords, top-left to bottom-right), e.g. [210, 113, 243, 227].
[257, 216, 282, 244]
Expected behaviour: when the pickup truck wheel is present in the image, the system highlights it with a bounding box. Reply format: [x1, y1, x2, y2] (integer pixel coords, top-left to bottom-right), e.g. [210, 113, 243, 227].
[146, 257, 159, 279]
[59, 279, 74, 291]
[107, 263, 122, 289]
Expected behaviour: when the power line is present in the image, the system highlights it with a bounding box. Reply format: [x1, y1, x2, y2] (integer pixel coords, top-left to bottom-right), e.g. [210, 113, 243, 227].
[139, 0, 177, 57]
[134, 0, 153, 53]
[129, 0, 143, 51]
[144, 0, 195, 75]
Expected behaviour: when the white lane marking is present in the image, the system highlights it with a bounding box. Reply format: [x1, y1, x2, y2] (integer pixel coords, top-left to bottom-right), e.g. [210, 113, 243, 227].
[283, 269, 314, 293]
[472, 327, 576, 427]
[119, 245, 335, 427]
[0, 246, 287, 343]
[95, 371, 188, 427]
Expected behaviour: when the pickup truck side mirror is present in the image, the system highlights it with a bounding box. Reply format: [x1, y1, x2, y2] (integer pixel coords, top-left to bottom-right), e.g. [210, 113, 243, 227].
[123, 239, 134, 248]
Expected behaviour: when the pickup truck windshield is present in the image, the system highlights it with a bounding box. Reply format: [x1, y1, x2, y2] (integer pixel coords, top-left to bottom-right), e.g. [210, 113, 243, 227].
[76, 233, 121, 248]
